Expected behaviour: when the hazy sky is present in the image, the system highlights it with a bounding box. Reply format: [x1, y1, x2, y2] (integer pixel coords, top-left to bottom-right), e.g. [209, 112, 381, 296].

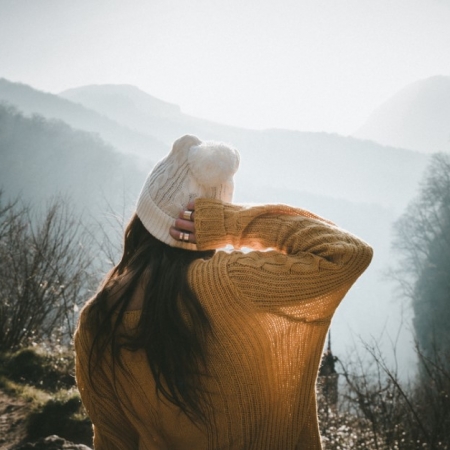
[1, 0, 450, 134]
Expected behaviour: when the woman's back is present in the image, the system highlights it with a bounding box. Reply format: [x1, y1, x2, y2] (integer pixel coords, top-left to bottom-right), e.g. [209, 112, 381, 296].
[75, 197, 372, 449]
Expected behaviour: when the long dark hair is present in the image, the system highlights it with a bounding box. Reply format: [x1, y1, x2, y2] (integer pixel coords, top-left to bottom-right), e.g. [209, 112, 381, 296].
[88, 214, 214, 423]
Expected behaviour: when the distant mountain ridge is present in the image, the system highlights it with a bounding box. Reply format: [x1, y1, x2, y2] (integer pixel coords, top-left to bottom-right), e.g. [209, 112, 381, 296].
[60, 83, 250, 146]
[354, 76, 450, 153]
[0, 78, 166, 161]
[56, 81, 429, 210]
[1, 78, 431, 210]
[62, 84, 182, 120]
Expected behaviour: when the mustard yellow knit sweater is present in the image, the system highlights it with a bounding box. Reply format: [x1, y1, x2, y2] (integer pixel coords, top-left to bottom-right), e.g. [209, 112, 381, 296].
[75, 198, 373, 450]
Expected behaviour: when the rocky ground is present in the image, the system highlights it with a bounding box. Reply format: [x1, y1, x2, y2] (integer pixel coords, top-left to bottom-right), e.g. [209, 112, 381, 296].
[0, 389, 92, 450]
[0, 389, 30, 449]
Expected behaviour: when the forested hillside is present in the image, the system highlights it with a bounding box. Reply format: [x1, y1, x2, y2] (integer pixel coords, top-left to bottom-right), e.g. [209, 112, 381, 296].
[0, 78, 166, 159]
[0, 103, 147, 217]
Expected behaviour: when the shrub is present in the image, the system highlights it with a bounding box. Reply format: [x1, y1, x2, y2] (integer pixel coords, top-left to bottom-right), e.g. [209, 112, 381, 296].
[0, 193, 97, 351]
[26, 389, 93, 446]
[2, 346, 75, 391]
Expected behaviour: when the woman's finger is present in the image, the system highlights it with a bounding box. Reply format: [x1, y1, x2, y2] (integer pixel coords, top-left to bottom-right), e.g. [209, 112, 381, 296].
[169, 201, 197, 244]
[169, 226, 196, 244]
[174, 218, 195, 233]
[179, 210, 195, 222]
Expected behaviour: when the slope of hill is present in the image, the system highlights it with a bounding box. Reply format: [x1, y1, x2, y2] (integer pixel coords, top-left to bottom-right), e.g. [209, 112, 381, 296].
[354, 76, 450, 153]
[231, 129, 427, 211]
[59, 84, 248, 145]
[0, 78, 166, 160]
[0, 103, 148, 217]
[61, 84, 182, 120]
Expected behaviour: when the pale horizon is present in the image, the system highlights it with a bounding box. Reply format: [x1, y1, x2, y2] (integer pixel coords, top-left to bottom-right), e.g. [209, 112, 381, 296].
[1, 0, 450, 135]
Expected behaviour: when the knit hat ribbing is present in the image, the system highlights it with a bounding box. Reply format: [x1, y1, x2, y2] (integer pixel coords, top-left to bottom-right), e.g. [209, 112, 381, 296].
[136, 135, 240, 250]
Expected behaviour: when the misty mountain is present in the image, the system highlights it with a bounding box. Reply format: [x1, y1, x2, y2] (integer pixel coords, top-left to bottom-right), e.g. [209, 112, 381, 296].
[231, 129, 427, 212]
[0, 78, 166, 161]
[354, 76, 450, 153]
[58, 83, 429, 212]
[0, 103, 149, 218]
[59, 84, 249, 146]
[0, 78, 430, 211]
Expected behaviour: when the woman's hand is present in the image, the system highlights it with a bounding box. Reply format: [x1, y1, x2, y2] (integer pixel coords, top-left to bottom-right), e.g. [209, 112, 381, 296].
[169, 201, 197, 244]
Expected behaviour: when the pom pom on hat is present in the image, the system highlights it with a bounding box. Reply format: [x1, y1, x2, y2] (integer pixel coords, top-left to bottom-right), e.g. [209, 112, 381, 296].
[188, 141, 240, 186]
[136, 135, 240, 250]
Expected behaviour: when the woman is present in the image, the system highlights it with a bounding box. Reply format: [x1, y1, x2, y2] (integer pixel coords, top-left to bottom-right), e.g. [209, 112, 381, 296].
[75, 134, 373, 449]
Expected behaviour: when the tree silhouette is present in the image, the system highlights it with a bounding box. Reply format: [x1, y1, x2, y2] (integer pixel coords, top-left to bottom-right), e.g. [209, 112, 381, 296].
[392, 153, 450, 363]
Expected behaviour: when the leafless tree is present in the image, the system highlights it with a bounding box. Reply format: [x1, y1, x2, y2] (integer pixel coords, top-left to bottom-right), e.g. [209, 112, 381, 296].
[0, 193, 98, 351]
[391, 153, 450, 364]
[322, 338, 450, 449]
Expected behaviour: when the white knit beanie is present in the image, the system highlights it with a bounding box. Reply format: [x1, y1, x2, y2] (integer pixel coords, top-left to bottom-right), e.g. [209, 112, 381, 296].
[136, 135, 240, 250]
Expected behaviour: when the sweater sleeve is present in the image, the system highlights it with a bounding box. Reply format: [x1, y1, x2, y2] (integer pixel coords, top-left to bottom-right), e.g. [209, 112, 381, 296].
[74, 310, 139, 450]
[194, 198, 373, 317]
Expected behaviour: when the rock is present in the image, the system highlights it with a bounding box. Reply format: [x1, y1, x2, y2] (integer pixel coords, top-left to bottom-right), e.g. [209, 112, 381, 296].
[13, 434, 92, 450]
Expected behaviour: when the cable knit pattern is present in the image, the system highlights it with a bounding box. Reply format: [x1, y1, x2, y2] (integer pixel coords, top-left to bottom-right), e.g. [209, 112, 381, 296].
[75, 198, 373, 450]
